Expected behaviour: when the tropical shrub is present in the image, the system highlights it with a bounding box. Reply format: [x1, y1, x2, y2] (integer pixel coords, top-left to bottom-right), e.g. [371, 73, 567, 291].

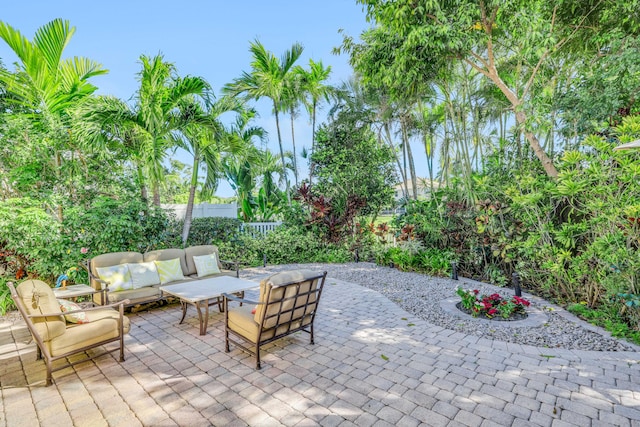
[217, 225, 356, 267]
[389, 117, 640, 341]
[184, 217, 243, 246]
[375, 242, 454, 276]
[0, 196, 171, 282]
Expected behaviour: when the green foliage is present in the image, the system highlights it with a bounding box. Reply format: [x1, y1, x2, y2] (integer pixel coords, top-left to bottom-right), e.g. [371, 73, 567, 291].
[184, 217, 243, 247]
[217, 225, 354, 268]
[388, 117, 640, 342]
[259, 227, 352, 265]
[0, 196, 171, 282]
[0, 278, 16, 315]
[312, 116, 397, 219]
[375, 243, 454, 276]
[568, 302, 640, 345]
[63, 197, 172, 255]
[0, 198, 65, 280]
[557, 35, 640, 136]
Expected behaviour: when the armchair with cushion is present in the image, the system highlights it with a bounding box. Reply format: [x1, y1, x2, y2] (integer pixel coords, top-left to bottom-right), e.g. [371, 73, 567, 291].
[223, 270, 327, 369]
[8, 279, 130, 386]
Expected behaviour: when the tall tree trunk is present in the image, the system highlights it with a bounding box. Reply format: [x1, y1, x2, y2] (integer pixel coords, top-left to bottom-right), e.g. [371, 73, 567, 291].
[273, 106, 291, 204]
[136, 163, 148, 202]
[152, 182, 161, 206]
[54, 150, 64, 222]
[289, 107, 299, 187]
[400, 117, 417, 200]
[481, 66, 559, 178]
[514, 111, 557, 177]
[416, 100, 436, 195]
[308, 101, 317, 184]
[181, 153, 200, 246]
[385, 123, 408, 200]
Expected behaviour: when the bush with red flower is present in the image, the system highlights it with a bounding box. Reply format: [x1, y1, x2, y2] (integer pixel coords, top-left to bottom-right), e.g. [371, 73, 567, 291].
[456, 287, 530, 319]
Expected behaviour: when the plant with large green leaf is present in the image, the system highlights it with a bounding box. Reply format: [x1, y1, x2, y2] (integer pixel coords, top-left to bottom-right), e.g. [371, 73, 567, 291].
[0, 19, 107, 219]
[176, 95, 257, 245]
[73, 54, 209, 206]
[224, 39, 304, 199]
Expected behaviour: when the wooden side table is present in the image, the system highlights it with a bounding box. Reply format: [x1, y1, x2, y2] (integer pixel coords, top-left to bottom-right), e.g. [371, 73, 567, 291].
[53, 284, 105, 306]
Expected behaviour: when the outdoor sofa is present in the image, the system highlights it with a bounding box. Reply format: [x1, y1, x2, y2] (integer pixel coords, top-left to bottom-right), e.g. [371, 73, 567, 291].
[88, 245, 238, 307]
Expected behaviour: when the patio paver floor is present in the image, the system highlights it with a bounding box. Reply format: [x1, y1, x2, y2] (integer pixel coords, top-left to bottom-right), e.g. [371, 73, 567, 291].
[1, 275, 639, 426]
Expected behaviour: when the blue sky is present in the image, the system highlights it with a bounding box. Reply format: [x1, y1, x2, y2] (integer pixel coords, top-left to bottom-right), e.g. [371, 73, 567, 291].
[0, 1, 371, 197]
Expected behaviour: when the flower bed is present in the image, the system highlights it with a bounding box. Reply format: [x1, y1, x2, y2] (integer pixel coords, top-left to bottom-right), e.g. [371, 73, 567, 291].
[456, 287, 530, 320]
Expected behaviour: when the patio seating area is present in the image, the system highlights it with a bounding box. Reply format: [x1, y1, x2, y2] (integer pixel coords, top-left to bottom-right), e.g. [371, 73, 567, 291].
[1, 272, 639, 426]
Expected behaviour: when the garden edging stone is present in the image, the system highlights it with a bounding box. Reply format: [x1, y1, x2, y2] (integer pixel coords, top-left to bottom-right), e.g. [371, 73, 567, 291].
[439, 297, 548, 327]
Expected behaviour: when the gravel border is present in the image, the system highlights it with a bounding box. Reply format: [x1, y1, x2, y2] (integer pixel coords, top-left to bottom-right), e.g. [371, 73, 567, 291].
[243, 262, 640, 352]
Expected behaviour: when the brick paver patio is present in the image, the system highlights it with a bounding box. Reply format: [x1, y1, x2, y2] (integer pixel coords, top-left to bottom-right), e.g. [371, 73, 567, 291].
[1, 272, 639, 426]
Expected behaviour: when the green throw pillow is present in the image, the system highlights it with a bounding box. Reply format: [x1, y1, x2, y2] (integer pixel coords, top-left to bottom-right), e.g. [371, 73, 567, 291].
[154, 258, 185, 284]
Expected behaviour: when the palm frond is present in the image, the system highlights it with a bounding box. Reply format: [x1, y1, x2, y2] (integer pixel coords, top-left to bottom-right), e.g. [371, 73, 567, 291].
[32, 19, 73, 74]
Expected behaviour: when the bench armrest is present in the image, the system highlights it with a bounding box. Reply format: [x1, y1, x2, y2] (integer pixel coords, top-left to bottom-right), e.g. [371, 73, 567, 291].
[85, 260, 111, 292]
[220, 259, 239, 275]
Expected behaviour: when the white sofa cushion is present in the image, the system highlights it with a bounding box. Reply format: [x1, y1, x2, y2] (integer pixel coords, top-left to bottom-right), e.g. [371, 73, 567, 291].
[127, 261, 161, 289]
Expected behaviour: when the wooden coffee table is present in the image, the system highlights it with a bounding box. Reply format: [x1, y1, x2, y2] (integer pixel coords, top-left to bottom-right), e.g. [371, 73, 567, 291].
[159, 276, 257, 335]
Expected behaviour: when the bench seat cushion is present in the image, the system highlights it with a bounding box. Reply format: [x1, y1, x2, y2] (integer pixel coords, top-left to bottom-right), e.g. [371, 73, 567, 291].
[106, 278, 196, 304]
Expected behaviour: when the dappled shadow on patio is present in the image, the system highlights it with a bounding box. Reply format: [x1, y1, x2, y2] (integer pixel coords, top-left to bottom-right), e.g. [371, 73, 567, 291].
[1, 275, 639, 426]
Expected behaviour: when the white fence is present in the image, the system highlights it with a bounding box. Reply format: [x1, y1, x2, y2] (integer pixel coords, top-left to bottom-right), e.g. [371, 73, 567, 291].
[161, 203, 237, 220]
[241, 222, 283, 237]
[161, 203, 282, 237]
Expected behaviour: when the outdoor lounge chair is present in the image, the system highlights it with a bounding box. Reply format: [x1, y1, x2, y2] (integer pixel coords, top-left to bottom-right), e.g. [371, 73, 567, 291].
[8, 280, 130, 386]
[223, 270, 327, 369]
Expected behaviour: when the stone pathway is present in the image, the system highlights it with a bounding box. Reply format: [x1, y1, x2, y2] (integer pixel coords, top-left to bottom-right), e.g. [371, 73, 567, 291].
[0, 274, 639, 426]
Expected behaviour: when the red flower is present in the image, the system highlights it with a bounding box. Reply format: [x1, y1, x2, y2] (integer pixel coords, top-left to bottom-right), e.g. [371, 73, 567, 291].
[513, 296, 530, 306]
[488, 309, 497, 315]
[473, 289, 479, 295]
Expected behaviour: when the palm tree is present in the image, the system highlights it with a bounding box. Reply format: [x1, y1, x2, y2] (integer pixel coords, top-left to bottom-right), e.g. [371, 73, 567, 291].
[74, 54, 209, 205]
[220, 108, 267, 222]
[282, 71, 303, 187]
[255, 148, 285, 199]
[0, 19, 107, 219]
[223, 39, 303, 201]
[296, 59, 333, 183]
[177, 95, 252, 245]
[0, 19, 106, 120]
